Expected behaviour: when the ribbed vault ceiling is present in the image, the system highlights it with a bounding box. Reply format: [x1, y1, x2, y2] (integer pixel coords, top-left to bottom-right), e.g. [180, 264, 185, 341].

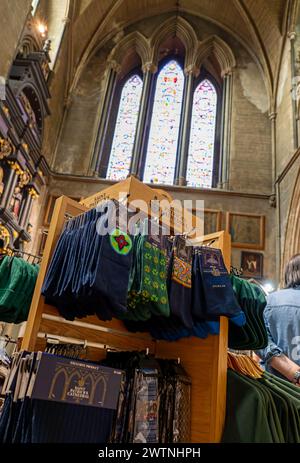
[68, 0, 298, 101]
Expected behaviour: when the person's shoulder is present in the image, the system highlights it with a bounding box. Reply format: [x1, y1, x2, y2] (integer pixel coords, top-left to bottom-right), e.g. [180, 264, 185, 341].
[267, 288, 300, 306]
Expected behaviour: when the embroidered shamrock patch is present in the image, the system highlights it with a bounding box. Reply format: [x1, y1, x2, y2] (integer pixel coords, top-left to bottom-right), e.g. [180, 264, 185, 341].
[110, 228, 132, 255]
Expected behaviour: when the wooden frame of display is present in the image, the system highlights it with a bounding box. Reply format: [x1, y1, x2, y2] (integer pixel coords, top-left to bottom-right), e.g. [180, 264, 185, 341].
[21, 176, 231, 443]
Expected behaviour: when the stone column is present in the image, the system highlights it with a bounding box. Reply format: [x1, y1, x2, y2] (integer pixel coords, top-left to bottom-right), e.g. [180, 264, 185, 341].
[218, 71, 233, 189]
[92, 60, 121, 175]
[288, 31, 299, 150]
[1, 163, 18, 208]
[19, 188, 32, 228]
[174, 65, 197, 186]
[269, 110, 281, 282]
[130, 62, 157, 178]
[269, 112, 277, 189]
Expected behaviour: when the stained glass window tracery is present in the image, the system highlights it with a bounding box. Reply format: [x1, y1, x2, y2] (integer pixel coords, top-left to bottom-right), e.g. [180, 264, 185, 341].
[143, 60, 184, 185]
[186, 79, 217, 188]
[106, 74, 143, 181]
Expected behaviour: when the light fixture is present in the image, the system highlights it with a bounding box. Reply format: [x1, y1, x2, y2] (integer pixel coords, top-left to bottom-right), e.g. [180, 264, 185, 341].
[262, 282, 275, 294]
[37, 22, 47, 36]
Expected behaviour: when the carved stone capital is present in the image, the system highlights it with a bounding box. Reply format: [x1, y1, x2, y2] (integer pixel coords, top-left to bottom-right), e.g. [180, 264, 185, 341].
[269, 194, 277, 208]
[28, 187, 39, 199]
[184, 64, 199, 77]
[221, 67, 234, 78]
[7, 161, 25, 182]
[288, 31, 296, 41]
[107, 59, 122, 74]
[142, 62, 157, 74]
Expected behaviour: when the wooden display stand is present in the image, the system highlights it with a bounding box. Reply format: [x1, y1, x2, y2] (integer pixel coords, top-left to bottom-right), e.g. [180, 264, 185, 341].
[21, 176, 230, 443]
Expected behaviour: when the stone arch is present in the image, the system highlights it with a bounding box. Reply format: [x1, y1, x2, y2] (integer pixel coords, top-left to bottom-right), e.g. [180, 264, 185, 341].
[282, 167, 300, 277]
[108, 31, 151, 70]
[195, 35, 236, 77]
[18, 33, 41, 57]
[150, 16, 198, 70]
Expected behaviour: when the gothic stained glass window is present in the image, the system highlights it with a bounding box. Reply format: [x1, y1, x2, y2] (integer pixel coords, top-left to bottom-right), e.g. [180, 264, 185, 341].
[143, 60, 184, 184]
[187, 79, 217, 188]
[106, 74, 143, 181]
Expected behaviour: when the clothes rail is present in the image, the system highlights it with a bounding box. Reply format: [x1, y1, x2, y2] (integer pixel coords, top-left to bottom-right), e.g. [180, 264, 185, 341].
[37, 332, 124, 352]
[21, 176, 231, 443]
[41, 313, 154, 341]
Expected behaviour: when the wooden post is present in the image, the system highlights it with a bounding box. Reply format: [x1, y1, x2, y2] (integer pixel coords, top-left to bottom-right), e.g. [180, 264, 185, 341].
[21, 196, 87, 350]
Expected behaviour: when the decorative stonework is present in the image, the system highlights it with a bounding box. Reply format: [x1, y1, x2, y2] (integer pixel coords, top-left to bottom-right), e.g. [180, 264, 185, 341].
[0, 137, 14, 159]
[108, 31, 151, 71]
[19, 93, 38, 132]
[0, 224, 11, 249]
[142, 62, 158, 74]
[269, 194, 276, 208]
[7, 161, 23, 176]
[7, 161, 31, 189]
[108, 16, 236, 83]
[28, 187, 39, 199]
[18, 170, 31, 189]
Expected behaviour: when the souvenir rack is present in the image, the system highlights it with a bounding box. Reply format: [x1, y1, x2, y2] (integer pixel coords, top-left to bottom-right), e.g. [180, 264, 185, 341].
[21, 176, 230, 443]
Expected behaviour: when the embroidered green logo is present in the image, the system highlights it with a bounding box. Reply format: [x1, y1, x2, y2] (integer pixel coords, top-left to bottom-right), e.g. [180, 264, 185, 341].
[110, 228, 132, 255]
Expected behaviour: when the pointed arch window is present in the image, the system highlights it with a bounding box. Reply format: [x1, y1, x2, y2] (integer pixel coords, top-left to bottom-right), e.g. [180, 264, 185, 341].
[99, 58, 221, 188]
[143, 60, 184, 184]
[187, 79, 218, 187]
[106, 74, 143, 181]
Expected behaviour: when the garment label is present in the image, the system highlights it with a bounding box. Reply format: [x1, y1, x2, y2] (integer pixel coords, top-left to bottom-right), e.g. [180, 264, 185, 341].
[32, 354, 122, 410]
[200, 247, 227, 276]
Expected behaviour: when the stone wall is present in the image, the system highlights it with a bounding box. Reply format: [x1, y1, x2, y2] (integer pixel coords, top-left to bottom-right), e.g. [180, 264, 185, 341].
[0, 0, 31, 79]
[230, 64, 271, 194]
[41, 12, 276, 284]
[46, 176, 276, 285]
[51, 49, 109, 173]
[50, 13, 273, 197]
[275, 37, 300, 263]
[276, 41, 294, 175]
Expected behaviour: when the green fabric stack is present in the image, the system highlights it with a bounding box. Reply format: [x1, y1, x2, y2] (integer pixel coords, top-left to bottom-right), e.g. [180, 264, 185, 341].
[0, 256, 39, 323]
[223, 369, 300, 443]
[122, 234, 170, 321]
[229, 275, 268, 350]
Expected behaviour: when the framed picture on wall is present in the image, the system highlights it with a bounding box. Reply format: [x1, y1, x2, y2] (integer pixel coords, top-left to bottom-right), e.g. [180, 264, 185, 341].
[241, 251, 264, 279]
[192, 209, 222, 235]
[226, 212, 265, 250]
[204, 209, 222, 235]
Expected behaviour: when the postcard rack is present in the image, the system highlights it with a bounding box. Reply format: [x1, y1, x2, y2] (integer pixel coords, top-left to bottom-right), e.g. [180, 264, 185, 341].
[21, 176, 230, 443]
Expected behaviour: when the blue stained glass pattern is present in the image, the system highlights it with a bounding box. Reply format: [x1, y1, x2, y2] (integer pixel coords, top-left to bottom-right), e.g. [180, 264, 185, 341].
[106, 74, 143, 180]
[187, 79, 217, 188]
[143, 60, 184, 184]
